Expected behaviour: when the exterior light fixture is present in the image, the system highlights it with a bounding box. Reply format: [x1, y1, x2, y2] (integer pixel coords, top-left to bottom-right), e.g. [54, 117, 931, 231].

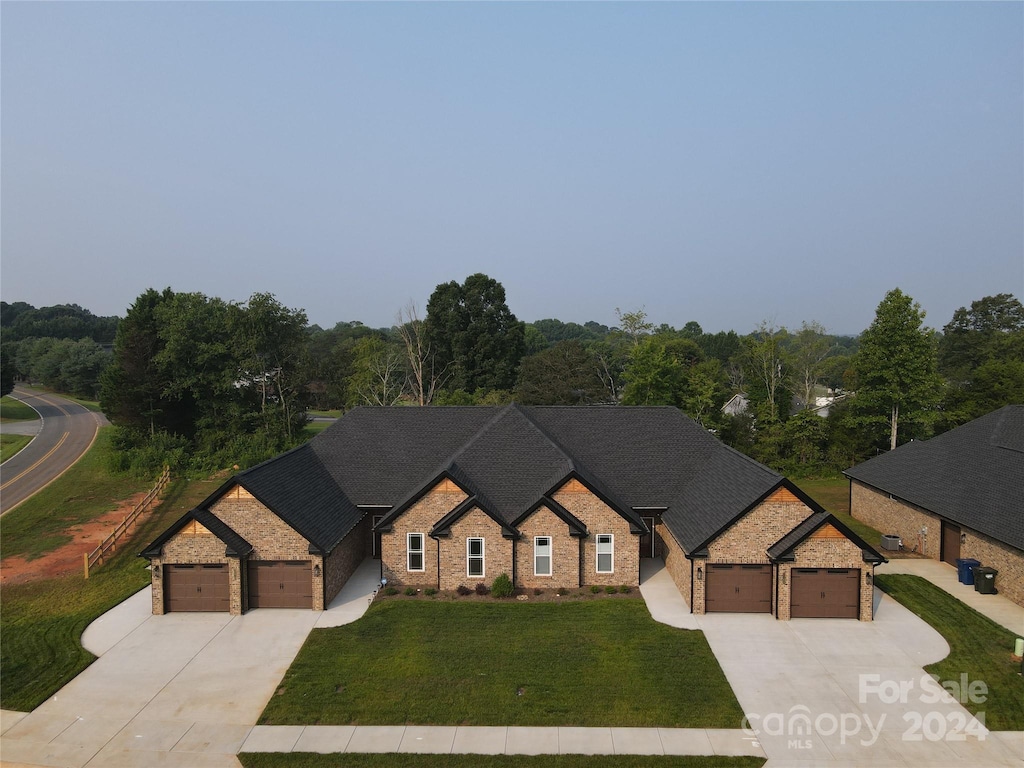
[696, 566, 703, 582]
[781, 571, 787, 585]
[313, 564, 321, 578]
[153, 564, 161, 577]
[866, 572, 872, 584]
[960, 533, 967, 545]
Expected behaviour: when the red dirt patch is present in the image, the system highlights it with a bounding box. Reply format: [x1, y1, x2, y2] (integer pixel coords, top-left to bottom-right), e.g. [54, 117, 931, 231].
[0, 492, 152, 585]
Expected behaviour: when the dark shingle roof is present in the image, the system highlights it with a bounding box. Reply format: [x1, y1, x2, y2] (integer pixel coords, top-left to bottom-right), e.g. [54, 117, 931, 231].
[844, 405, 1024, 552]
[152, 404, 807, 556]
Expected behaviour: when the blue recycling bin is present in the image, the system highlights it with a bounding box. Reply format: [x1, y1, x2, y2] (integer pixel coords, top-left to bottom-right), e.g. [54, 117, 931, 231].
[957, 558, 980, 585]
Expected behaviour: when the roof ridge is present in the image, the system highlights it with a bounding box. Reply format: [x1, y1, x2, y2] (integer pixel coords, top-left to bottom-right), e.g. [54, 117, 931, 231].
[513, 404, 577, 473]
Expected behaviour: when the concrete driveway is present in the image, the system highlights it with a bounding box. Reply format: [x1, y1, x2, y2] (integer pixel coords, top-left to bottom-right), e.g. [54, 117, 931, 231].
[0, 559, 381, 767]
[641, 559, 1022, 767]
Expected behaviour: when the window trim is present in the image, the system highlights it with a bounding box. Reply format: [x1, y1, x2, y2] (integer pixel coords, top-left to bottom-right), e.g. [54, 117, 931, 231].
[534, 536, 552, 577]
[467, 537, 485, 578]
[407, 532, 425, 572]
[596, 533, 614, 574]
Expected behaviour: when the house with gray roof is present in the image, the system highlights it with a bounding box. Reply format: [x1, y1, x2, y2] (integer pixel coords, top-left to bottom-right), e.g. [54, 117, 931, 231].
[142, 405, 884, 620]
[845, 405, 1024, 608]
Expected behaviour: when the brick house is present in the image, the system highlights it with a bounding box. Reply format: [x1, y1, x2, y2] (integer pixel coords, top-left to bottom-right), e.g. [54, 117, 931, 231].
[845, 405, 1024, 608]
[142, 405, 884, 619]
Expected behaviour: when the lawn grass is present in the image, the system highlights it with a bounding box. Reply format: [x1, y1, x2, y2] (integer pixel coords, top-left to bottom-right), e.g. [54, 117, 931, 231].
[794, 476, 886, 549]
[874, 574, 1024, 731]
[302, 419, 334, 438]
[261, 599, 744, 728]
[1, 433, 33, 463]
[0, 395, 39, 422]
[0, 428, 152, 561]
[0, 472, 224, 711]
[239, 755, 765, 768]
[308, 409, 343, 418]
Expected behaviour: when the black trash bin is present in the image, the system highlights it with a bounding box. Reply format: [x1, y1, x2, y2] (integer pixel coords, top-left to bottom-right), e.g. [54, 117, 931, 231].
[957, 558, 981, 585]
[973, 566, 998, 594]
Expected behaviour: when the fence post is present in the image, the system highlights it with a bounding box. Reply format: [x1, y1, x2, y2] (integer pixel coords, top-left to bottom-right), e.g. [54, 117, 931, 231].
[84, 552, 89, 579]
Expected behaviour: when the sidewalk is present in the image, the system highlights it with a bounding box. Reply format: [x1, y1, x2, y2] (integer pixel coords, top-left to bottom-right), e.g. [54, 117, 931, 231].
[877, 558, 1024, 635]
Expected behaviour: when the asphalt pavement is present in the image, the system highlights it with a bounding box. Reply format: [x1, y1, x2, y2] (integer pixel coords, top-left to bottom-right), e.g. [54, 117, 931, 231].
[0, 386, 107, 515]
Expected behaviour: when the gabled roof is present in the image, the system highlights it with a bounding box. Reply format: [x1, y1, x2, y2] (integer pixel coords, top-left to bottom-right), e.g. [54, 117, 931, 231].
[767, 511, 887, 564]
[151, 404, 815, 557]
[140, 508, 253, 559]
[431, 496, 519, 539]
[844, 406, 1024, 552]
[511, 497, 588, 537]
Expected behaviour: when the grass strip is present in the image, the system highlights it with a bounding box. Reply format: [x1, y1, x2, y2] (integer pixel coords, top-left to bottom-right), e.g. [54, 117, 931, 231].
[875, 574, 1024, 730]
[794, 477, 887, 549]
[0, 428, 151, 560]
[0, 395, 39, 422]
[1, 433, 33, 463]
[261, 599, 744, 728]
[0, 473, 223, 711]
[239, 754, 765, 768]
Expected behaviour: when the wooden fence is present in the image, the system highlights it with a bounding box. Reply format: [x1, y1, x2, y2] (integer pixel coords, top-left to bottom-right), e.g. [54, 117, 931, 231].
[84, 465, 170, 578]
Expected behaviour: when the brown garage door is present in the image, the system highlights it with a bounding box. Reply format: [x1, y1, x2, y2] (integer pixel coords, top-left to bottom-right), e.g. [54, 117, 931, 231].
[791, 568, 860, 618]
[248, 561, 313, 609]
[705, 563, 772, 613]
[165, 563, 230, 612]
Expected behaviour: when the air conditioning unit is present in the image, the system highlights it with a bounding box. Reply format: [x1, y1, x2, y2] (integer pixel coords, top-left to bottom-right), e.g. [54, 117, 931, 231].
[881, 534, 902, 551]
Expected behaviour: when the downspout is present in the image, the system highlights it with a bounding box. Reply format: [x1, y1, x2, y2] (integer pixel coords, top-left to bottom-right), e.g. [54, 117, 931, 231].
[689, 558, 694, 614]
[436, 536, 441, 591]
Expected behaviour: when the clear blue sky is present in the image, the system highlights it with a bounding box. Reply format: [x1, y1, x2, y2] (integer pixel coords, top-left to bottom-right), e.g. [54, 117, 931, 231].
[2, 2, 1021, 335]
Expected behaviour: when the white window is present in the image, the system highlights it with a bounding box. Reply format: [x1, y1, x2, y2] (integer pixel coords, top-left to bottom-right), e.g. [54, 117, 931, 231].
[467, 537, 485, 577]
[534, 536, 552, 576]
[407, 533, 424, 572]
[596, 534, 614, 574]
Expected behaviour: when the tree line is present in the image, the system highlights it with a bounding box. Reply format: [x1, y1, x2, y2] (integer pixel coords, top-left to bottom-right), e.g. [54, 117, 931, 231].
[3, 279, 1021, 478]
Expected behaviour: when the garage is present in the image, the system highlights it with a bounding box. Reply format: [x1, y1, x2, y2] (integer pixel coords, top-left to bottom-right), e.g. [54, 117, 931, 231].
[248, 560, 313, 609]
[164, 563, 230, 612]
[790, 568, 860, 618]
[705, 563, 772, 613]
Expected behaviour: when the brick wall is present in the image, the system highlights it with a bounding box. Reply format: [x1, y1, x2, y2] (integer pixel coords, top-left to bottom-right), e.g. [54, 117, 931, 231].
[152, 532, 241, 615]
[693, 489, 813, 614]
[850, 481, 938, 557]
[514, 505, 580, 590]
[552, 483, 638, 586]
[323, 513, 371, 607]
[381, 482, 467, 588]
[778, 538, 874, 621]
[851, 480, 1024, 607]
[660, 523, 693, 609]
[439, 507, 514, 591]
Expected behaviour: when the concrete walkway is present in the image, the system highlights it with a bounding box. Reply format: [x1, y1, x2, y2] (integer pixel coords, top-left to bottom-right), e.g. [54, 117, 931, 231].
[878, 558, 1024, 636]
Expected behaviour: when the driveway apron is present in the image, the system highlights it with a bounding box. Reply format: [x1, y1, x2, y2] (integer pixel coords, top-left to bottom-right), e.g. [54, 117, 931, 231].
[694, 591, 1022, 766]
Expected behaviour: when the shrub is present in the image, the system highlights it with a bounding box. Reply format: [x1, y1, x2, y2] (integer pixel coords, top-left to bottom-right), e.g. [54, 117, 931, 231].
[383, 586, 398, 596]
[619, 585, 632, 594]
[533, 587, 543, 596]
[590, 585, 602, 594]
[475, 582, 491, 596]
[424, 588, 437, 596]
[557, 587, 570, 596]
[404, 587, 417, 596]
[491, 573, 514, 598]
[456, 585, 473, 596]
[605, 585, 618, 594]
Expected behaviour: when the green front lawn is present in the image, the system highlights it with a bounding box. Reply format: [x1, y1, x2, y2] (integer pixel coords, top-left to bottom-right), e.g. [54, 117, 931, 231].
[0, 395, 38, 422]
[0, 472, 224, 711]
[795, 477, 886, 549]
[261, 599, 744, 728]
[1, 433, 32, 463]
[875, 574, 1024, 731]
[240, 756, 764, 768]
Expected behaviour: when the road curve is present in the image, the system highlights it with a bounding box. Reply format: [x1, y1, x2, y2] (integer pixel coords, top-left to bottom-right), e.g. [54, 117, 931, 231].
[0, 386, 108, 515]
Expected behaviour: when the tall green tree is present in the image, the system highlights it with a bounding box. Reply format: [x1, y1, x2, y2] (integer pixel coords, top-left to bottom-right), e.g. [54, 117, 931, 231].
[517, 340, 606, 405]
[852, 288, 942, 450]
[0, 346, 14, 396]
[425, 273, 525, 393]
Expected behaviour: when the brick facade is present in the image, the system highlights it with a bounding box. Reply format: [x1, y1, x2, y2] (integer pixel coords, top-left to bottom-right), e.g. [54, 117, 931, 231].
[439, 507, 514, 591]
[152, 528, 241, 615]
[552, 482, 638, 587]
[777, 537, 874, 621]
[660, 523, 693, 609]
[324, 513, 372, 607]
[852, 480, 1024, 608]
[514, 505, 581, 590]
[380, 481, 468, 588]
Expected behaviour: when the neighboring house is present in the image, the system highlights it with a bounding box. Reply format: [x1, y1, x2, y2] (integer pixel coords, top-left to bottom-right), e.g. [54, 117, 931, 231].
[721, 393, 749, 417]
[142, 405, 884, 620]
[845, 405, 1024, 609]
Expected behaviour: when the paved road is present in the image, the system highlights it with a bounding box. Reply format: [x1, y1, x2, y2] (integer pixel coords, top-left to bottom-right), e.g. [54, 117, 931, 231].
[0, 386, 107, 515]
